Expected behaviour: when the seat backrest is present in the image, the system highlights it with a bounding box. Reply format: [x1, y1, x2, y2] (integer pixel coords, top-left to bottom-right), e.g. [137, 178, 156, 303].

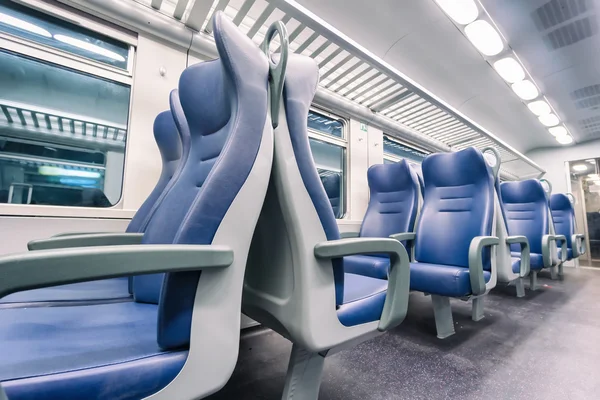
[321, 173, 341, 217]
[414, 147, 495, 268]
[500, 179, 548, 254]
[126, 107, 184, 233]
[550, 193, 575, 249]
[360, 161, 420, 251]
[410, 164, 425, 197]
[134, 12, 271, 352]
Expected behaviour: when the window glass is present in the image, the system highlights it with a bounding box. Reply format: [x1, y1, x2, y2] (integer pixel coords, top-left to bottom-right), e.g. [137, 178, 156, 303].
[308, 110, 344, 138]
[383, 136, 429, 163]
[0, 2, 130, 70]
[309, 137, 345, 218]
[0, 50, 130, 207]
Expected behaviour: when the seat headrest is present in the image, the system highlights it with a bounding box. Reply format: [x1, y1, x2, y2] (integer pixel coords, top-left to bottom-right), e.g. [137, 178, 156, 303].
[422, 147, 492, 187]
[153, 110, 182, 163]
[369, 161, 417, 192]
[321, 173, 340, 194]
[550, 193, 573, 211]
[500, 179, 546, 204]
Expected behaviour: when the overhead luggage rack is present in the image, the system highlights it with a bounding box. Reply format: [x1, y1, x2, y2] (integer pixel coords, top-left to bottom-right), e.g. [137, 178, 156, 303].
[0, 100, 127, 151]
[101, 0, 543, 178]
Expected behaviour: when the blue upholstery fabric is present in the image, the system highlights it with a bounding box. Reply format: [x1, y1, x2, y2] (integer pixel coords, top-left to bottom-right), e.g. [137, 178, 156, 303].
[414, 148, 495, 270]
[343, 255, 389, 280]
[410, 262, 491, 297]
[550, 193, 576, 259]
[511, 251, 544, 270]
[337, 273, 387, 326]
[501, 180, 549, 257]
[0, 278, 129, 306]
[511, 257, 521, 274]
[0, 302, 186, 400]
[283, 54, 345, 306]
[411, 164, 425, 197]
[321, 173, 341, 217]
[139, 14, 269, 350]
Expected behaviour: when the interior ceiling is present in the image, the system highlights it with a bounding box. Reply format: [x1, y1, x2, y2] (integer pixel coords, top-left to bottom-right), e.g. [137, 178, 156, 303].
[295, 0, 591, 153]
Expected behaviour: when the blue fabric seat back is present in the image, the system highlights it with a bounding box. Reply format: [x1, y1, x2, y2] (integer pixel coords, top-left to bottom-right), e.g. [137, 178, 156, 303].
[127, 109, 184, 233]
[550, 193, 575, 250]
[411, 164, 425, 197]
[283, 54, 344, 306]
[321, 173, 341, 217]
[414, 147, 495, 269]
[500, 180, 548, 255]
[360, 161, 420, 251]
[136, 15, 269, 350]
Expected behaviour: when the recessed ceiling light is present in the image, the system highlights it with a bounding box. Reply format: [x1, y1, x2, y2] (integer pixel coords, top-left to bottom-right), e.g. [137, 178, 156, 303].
[587, 159, 596, 163]
[527, 100, 551, 116]
[0, 12, 51, 37]
[465, 20, 504, 56]
[493, 57, 525, 83]
[54, 34, 126, 62]
[538, 113, 560, 127]
[572, 164, 588, 171]
[434, 0, 479, 25]
[587, 174, 599, 179]
[511, 80, 539, 100]
[557, 135, 573, 145]
[549, 126, 567, 137]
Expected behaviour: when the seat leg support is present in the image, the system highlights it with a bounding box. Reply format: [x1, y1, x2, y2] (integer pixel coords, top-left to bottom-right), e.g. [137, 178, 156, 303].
[550, 266, 558, 280]
[515, 278, 525, 298]
[472, 296, 485, 322]
[282, 344, 326, 400]
[431, 295, 455, 339]
[530, 271, 538, 291]
[558, 262, 564, 279]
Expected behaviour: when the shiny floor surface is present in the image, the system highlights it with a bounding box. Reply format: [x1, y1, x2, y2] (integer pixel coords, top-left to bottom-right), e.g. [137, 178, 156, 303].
[208, 268, 600, 400]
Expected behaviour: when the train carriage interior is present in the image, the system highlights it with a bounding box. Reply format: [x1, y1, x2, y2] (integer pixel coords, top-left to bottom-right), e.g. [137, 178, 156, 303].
[1, 0, 600, 399]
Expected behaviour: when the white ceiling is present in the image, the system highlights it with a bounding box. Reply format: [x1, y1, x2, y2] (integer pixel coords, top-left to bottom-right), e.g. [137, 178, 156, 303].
[295, 0, 576, 153]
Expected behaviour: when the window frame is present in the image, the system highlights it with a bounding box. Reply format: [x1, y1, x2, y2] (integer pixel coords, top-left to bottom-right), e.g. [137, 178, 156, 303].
[0, 0, 137, 218]
[382, 134, 429, 165]
[307, 106, 348, 219]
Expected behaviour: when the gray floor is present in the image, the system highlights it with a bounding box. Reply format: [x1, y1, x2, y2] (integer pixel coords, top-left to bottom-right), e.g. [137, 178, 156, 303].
[208, 268, 600, 400]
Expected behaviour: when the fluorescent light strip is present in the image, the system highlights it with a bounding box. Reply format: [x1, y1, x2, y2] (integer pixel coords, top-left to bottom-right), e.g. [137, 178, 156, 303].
[434, 0, 479, 25]
[464, 20, 504, 56]
[0, 12, 51, 37]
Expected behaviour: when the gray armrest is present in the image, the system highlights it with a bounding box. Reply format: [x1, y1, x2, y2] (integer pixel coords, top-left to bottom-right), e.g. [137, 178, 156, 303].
[0, 244, 233, 299]
[389, 232, 416, 243]
[542, 234, 567, 266]
[506, 236, 530, 278]
[340, 231, 360, 239]
[28, 233, 144, 251]
[573, 234, 586, 257]
[314, 237, 410, 332]
[468, 236, 500, 296]
[0, 385, 6, 400]
[52, 231, 113, 238]
[554, 234, 568, 262]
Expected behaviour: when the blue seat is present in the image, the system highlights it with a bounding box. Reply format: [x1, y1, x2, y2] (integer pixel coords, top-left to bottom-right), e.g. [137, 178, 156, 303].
[344, 161, 421, 279]
[0, 107, 187, 308]
[501, 180, 565, 285]
[0, 12, 272, 400]
[550, 193, 585, 261]
[409, 147, 499, 338]
[321, 173, 341, 217]
[242, 50, 411, 398]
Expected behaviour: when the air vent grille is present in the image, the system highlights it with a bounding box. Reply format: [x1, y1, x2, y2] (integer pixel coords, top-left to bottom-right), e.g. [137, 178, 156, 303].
[533, 0, 592, 30]
[544, 17, 598, 49]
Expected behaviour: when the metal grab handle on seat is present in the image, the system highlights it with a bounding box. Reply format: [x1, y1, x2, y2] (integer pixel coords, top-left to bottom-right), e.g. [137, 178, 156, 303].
[262, 21, 289, 129]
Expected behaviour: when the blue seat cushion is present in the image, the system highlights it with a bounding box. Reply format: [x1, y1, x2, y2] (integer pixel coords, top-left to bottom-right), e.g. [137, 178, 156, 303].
[511, 257, 521, 274]
[410, 262, 491, 297]
[0, 278, 131, 307]
[0, 302, 187, 400]
[344, 255, 389, 280]
[558, 248, 573, 261]
[337, 273, 387, 327]
[512, 251, 544, 270]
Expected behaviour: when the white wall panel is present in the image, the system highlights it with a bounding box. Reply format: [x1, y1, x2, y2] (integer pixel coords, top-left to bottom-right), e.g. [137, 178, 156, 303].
[348, 119, 369, 221]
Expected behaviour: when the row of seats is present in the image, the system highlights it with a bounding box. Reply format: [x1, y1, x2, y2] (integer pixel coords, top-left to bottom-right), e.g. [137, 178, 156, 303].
[0, 12, 587, 400]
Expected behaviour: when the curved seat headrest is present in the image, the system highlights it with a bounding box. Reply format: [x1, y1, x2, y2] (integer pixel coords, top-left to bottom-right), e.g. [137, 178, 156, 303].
[153, 110, 182, 163]
[369, 161, 419, 193]
[550, 193, 573, 211]
[500, 179, 547, 204]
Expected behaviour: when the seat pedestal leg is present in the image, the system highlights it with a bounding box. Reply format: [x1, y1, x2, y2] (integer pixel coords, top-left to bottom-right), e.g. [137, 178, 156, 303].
[282, 344, 326, 400]
[530, 271, 538, 291]
[472, 297, 485, 321]
[515, 278, 525, 298]
[550, 266, 558, 280]
[558, 262, 564, 279]
[431, 295, 455, 339]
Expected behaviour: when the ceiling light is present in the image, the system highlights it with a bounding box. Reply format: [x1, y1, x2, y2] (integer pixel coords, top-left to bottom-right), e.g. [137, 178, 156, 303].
[572, 164, 588, 172]
[38, 166, 101, 178]
[464, 20, 504, 56]
[511, 80, 539, 100]
[587, 159, 596, 164]
[0, 12, 51, 37]
[527, 100, 551, 116]
[557, 135, 573, 145]
[53, 34, 126, 62]
[538, 113, 560, 127]
[493, 57, 525, 83]
[434, 0, 479, 25]
[549, 126, 567, 137]
[587, 174, 599, 179]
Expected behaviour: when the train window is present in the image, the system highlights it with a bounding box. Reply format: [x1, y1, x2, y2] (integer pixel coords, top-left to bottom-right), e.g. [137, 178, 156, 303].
[0, 5, 131, 208]
[307, 110, 347, 218]
[0, 1, 131, 71]
[383, 136, 429, 164]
